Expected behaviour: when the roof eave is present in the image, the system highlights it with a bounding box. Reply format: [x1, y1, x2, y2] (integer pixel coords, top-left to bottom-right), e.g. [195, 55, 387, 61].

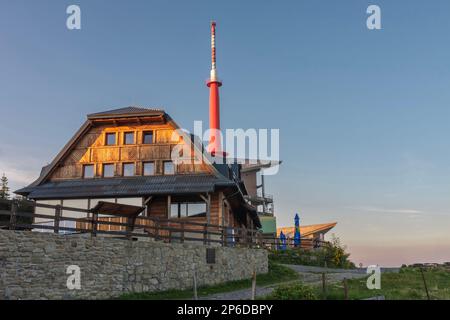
[30, 120, 93, 188]
[87, 112, 165, 120]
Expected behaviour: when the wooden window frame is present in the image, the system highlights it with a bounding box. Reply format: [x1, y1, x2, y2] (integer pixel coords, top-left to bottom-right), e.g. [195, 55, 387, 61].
[102, 163, 115, 178]
[122, 162, 136, 177]
[170, 201, 206, 218]
[123, 131, 135, 145]
[163, 161, 175, 175]
[82, 164, 95, 179]
[142, 130, 154, 145]
[142, 161, 155, 176]
[105, 132, 117, 146]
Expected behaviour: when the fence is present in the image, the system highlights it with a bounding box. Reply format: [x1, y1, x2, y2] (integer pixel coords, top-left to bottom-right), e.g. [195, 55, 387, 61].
[0, 198, 326, 249]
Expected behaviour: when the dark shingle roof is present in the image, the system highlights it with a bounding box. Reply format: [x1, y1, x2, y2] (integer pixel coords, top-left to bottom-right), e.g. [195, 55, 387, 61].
[16, 174, 235, 200]
[87, 106, 164, 119]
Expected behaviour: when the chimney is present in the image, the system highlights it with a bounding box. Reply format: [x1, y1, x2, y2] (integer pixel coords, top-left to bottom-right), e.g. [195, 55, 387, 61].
[207, 21, 223, 155]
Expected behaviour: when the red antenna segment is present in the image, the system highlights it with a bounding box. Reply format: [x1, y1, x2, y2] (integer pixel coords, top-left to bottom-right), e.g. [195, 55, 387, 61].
[207, 21, 223, 155]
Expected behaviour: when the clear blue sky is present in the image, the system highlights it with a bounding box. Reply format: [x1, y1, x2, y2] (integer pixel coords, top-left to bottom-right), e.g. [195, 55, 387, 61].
[1, 0, 450, 266]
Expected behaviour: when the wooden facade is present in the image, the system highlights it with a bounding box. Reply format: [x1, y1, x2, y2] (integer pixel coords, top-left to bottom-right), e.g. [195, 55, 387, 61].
[50, 122, 212, 180]
[16, 107, 260, 231]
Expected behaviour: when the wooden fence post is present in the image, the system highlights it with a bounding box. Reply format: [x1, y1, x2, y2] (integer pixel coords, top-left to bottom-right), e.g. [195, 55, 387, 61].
[54, 205, 61, 234]
[154, 218, 160, 241]
[221, 227, 226, 247]
[9, 200, 18, 230]
[420, 268, 431, 300]
[91, 213, 98, 237]
[203, 223, 208, 245]
[193, 264, 198, 300]
[251, 266, 257, 300]
[126, 216, 133, 240]
[343, 277, 349, 300]
[322, 272, 327, 299]
[181, 221, 185, 243]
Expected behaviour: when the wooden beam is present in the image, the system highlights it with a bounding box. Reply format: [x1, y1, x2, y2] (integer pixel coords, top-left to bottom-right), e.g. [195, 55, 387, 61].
[9, 200, 18, 230]
[199, 194, 208, 203]
[54, 205, 62, 234]
[143, 196, 153, 217]
[220, 192, 225, 227]
[206, 193, 211, 225]
[167, 195, 171, 218]
[224, 199, 231, 227]
[144, 196, 153, 205]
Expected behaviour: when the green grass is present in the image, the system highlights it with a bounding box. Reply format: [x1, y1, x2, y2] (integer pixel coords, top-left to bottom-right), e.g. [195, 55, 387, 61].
[315, 267, 450, 300]
[263, 282, 318, 300]
[118, 261, 299, 300]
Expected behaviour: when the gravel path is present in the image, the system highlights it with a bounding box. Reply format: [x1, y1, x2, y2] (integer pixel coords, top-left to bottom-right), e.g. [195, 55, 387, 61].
[285, 265, 399, 274]
[199, 265, 376, 300]
[199, 286, 274, 300]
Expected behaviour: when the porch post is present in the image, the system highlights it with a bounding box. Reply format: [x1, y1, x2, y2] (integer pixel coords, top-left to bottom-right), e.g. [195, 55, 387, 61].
[219, 192, 224, 226]
[143, 196, 153, 217]
[200, 193, 211, 245]
[167, 195, 171, 218]
[206, 193, 211, 225]
[221, 195, 226, 247]
[206, 193, 211, 245]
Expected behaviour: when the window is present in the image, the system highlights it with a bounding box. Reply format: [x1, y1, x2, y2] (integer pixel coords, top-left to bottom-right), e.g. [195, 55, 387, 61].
[103, 164, 115, 178]
[105, 133, 116, 146]
[143, 131, 153, 144]
[163, 161, 175, 175]
[124, 132, 134, 145]
[123, 163, 135, 177]
[143, 162, 155, 176]
[170, 202, 206, 218]
[83, 165, 94, 178]
[170, 203, 184, 218]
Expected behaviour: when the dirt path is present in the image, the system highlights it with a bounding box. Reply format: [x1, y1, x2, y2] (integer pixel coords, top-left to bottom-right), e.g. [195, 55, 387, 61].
[199, 265, 372, 300]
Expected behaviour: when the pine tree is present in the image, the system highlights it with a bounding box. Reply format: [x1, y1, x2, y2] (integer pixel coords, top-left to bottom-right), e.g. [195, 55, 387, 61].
[0, 173, 10, 199]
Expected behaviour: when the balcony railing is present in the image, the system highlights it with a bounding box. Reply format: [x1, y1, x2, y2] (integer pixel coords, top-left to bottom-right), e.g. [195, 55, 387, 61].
[245, 194, 273, 205]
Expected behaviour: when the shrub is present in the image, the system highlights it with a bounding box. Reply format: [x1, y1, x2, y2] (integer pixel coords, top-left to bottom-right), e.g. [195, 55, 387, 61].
[268, 234, 355, 269]
[266, 283, 317, 300]
[320, 235, 355, 269]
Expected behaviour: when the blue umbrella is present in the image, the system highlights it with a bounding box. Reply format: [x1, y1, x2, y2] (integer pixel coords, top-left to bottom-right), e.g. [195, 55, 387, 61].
[294, 213, 301, 247]
[279, 231, 287, 250]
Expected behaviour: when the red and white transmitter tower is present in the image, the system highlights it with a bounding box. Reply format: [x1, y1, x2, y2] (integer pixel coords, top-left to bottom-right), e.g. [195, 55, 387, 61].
[207, 21, 224, 156]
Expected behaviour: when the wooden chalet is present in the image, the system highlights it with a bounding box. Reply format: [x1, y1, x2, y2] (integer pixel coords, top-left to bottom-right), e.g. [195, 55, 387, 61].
[15, 107, 261, 236]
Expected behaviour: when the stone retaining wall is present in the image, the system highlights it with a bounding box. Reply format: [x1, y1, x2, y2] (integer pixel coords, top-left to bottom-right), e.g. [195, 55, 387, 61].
[0, 229, 268, 300]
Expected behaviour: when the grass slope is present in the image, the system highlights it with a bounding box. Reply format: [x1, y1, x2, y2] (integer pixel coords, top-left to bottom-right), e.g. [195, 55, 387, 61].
[320, 267, 450, 300]
[118, 261, 298, 300]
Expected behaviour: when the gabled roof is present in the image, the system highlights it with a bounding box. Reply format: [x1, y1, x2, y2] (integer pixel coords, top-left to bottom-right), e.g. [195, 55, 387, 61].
[15, 106, 234, 194]
[17, 107, 208, 188]
[87, 106, 164, 119]
[14, 106, 261, 228]
[26, 120, 93, 187]
[277, 222, 337, 238]
[16, 174, 235, 199]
